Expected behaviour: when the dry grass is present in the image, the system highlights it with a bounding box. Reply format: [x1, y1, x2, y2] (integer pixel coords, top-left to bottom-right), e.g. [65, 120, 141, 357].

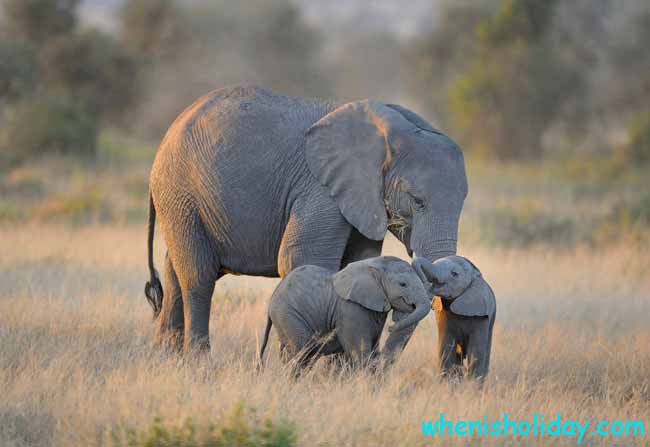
[1, 225, 648, 446]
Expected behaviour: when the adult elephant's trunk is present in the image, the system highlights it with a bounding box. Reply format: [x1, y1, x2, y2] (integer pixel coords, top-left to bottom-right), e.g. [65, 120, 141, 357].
[389, 288, 431, 333]
[410, 212, 459, 264]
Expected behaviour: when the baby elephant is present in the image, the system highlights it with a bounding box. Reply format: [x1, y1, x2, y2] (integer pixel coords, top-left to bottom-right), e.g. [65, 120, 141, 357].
[413, 255, 496, 383]
[259, 257, 432, 373]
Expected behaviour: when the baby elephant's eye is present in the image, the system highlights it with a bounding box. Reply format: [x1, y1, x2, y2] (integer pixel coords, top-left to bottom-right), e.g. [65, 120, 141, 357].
[451, 271, 459, 278]
[399, 282, 407, 288]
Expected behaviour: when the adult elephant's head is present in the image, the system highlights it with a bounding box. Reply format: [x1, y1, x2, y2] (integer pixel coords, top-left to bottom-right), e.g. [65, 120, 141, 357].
[305, 100, 467, 263]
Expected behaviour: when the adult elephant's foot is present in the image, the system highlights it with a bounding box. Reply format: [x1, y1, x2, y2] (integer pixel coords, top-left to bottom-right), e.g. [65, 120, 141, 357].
[154, 317, 184, 354]
[154, 255, 185, 353]
[183, 334, 211, 355]
[155, 330, 184, 353]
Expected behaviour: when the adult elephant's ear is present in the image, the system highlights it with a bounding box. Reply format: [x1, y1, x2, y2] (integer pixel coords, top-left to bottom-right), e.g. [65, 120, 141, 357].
[450, 274, 496, 318]
[333, 260, 390, 312]
[305, 100, 412, 241]
[385, 104, 442, 135]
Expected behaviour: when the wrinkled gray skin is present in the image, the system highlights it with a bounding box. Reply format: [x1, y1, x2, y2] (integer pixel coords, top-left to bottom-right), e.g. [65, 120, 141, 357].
[259, 257, 431, 373]
[412, 256, 496, 383]
[144, 86, 468, 353]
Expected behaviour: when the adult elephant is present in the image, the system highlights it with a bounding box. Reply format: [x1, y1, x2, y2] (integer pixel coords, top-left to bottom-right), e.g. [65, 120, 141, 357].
[144, 86, 468, 353]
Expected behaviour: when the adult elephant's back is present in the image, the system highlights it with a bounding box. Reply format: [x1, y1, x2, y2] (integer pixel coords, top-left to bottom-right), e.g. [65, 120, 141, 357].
[149, 86, 338, 277]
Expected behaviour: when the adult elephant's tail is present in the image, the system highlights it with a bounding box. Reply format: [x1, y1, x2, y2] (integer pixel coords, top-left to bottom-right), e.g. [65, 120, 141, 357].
[258, 316, 273, 368]
[144, 191, 163, 319]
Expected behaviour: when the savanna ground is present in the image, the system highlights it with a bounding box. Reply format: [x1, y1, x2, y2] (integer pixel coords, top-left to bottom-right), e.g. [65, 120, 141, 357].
[1, 136, 649, 446]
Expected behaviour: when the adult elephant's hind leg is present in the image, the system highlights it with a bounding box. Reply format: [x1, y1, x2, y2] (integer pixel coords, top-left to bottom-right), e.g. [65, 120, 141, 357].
[169, 216, 219, 354]
[181, 274, 217, 353]
[155, 253, 184, 351]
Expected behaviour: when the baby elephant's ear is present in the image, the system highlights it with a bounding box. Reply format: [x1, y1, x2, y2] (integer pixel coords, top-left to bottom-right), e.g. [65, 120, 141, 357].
[450, 275, 496, 317]
[333, 262, 390, 312]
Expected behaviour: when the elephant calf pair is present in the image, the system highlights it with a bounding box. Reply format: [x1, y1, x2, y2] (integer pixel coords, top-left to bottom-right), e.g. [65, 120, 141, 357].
[260, 255, 496, 382]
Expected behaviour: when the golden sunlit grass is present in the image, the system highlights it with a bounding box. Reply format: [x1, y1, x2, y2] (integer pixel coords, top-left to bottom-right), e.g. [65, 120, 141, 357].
[1, 225, 648, 446]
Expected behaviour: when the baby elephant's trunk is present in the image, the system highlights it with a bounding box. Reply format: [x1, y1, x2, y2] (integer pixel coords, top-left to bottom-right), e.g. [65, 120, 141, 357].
[390, 290, 431, 333]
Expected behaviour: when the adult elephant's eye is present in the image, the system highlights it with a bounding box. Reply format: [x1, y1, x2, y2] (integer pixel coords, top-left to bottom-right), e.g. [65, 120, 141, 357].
[399, 282, 407, 288]
[409, 194, 425, 209]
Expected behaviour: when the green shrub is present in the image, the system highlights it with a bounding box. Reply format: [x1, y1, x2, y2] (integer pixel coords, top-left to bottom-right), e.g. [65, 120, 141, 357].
[97, 131, 157, 164]
[474, 191, 650, 248]
[1, 95, 99, 163]
[0, 200, 24, 222]
[587, 192, 650, 246]
[125, 175, 149, 200]
[109, 405, 296, 447]
[624, 112, 650, 164]
[33, 189, 111, 223]
[479, 206, 577, 246]
[2, 165, 44, 197]
[629, 193, 650, 224]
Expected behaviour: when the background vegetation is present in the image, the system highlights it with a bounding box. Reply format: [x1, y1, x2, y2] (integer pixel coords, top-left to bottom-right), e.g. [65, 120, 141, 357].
[1, 0, 648, 246]
[1, 0, 649, 163]
[0, 1, 648, 446]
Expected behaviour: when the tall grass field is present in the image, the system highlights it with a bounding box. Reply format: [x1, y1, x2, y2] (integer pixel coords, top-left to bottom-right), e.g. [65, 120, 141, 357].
[1, 154, 648, 446]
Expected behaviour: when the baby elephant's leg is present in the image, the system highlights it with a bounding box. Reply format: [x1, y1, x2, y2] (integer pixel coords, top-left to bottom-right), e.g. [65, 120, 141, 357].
[291, 342, 321, 378]
[274, 314, 320, 377]
[436, 310, 463, 379]
[278, 342, 290, 363]
[466, 316, 492, 383]
[337, 329, 380, 370]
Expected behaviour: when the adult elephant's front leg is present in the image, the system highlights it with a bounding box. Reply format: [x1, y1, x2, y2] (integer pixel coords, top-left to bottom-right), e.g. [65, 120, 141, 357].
[340, 228, 383, 268]
[277, 191, 351, 275]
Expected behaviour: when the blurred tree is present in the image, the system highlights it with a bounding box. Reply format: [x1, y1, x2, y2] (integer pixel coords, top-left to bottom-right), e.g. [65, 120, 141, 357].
[0, 39, 38, 102]
[605, 4, 650, 120]
[0, 0, 138, 164]
[327, 31, 404, 101]
[3, 0, 79, 46]
[122, 0, 330, 139]
[448, 0, 587, 159]
[406, 0, 495, 128]
[119, 0, 189, 62]
[481, 0, 557, 44]
[604, 4, 650, 162]
[251, 1, 327, 96]
[40, 29, 137, 123]
[407, 0, 592, 159]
